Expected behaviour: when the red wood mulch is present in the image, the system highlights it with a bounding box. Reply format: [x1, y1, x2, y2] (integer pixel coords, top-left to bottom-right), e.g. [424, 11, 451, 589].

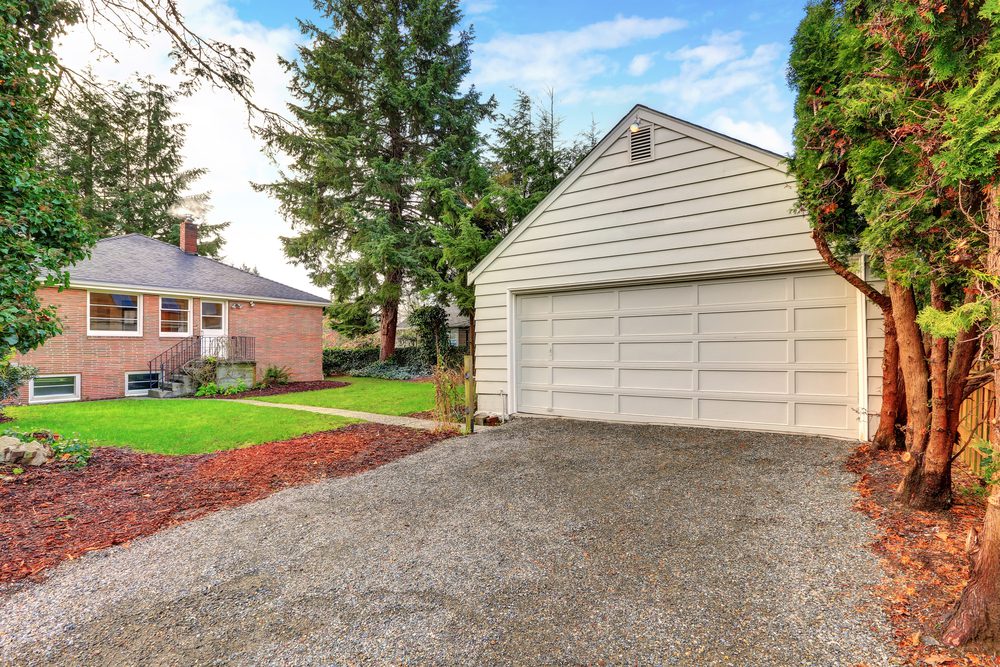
[0, 423, 449, 588]
[196, 380, 349, 399]
[848, 444, 999, 666]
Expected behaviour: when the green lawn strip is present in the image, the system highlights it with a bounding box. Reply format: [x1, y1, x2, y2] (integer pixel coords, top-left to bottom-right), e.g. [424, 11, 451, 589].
[5, 399, 356, 456]
[256, 376, 435, 416]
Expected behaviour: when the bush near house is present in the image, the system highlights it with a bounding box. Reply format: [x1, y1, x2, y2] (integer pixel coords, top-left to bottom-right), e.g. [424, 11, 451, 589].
[322, 346, 428, 378]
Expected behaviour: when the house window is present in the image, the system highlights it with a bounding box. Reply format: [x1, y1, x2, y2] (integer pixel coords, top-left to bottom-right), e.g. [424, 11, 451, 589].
[201, 301, 225, 333]
[125, 371, 161, 396]
[160, 297, 191, 336]
[448, 328, 460, 347]
[28, 374, 80, 404]
[88, 292, 141, 336]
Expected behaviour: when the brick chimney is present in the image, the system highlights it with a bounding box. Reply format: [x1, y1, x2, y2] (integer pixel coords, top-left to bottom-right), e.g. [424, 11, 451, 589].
[179, 218, 199, 255]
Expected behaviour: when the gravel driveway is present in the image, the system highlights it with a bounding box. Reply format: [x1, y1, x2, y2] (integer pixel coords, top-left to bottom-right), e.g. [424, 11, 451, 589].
[0, 418, 891, 666]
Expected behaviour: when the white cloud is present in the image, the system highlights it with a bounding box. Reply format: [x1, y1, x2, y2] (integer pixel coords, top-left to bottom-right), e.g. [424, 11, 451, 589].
[707, 115, 792, 155]
[55, 0, 326, 298]
[473, 15, 685, 99]
[464, 0, 496, 14]
[628, 53, 656, 76]
[668, 30, 745, 75]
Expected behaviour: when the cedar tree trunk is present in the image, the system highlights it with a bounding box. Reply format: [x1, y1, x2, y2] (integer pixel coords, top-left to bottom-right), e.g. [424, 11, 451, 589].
[378, 270, 403, 361]
[941, 182, 1000, 648]
[873, 309, 902, 450]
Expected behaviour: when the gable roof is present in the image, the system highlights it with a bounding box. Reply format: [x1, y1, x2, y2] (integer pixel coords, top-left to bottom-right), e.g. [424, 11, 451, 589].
[467, 104, 790, 283]
[67, 235, 329, 306]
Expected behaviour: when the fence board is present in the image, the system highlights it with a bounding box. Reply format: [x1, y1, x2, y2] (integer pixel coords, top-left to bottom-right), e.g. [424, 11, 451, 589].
[956, 381, 994, 479]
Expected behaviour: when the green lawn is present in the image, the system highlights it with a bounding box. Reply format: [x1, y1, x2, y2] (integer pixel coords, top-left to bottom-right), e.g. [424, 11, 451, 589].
[257, 376, 435, 416]
[5, 399, 354, 455]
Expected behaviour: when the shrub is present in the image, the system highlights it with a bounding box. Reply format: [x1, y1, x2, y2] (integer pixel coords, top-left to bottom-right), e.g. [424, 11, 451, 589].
[431, 364, 465, 429]
[323, 346, 380, 375]
[0, 351, 36, 414]
[195, 382, 221, 397]
[408, 305, 448, 366]
[261, 365, 291, 386]
[351, 360, 428, 380]
[3, 429, 92, 468]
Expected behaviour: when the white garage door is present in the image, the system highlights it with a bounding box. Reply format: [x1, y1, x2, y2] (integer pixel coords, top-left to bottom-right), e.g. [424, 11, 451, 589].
[514, 271, 860, 438]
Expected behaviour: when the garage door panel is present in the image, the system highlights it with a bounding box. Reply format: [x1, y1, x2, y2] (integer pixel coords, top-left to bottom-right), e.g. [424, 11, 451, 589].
[552, 291, 615, 313]
[700, 398, 788, 425]
[620, 368, 693, 390]
[699, 340, 788, 363]
[520, 319, 550, 337]
[553, 391, 615, 413]
[619, 314, 693, 336]
[553, 343, 615, 361]
[620, 394, 693, 418]
[620, 341, 693, 362]
[699, 309, 787, 334]
[552, 317, 615, 337]
[794, 274, 850, 299]
[795, 403, 850, 429]
[699, 370, 788, 394]
[795, 338, 847, 363]
[698, 278, 786, 305]
[794, 306, 848, 331]
[514, 270, 859, 438]
[552, 367, 616, 387]
[796, 371, 849, 396]
[619, 284, 695, 309]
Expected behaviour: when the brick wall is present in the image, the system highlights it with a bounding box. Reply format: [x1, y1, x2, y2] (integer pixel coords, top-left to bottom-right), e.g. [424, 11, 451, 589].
[10, 287, 324, 404]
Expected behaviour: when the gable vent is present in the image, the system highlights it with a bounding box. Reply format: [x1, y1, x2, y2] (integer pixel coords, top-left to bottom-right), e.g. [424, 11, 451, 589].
[629, 124, 653, 162]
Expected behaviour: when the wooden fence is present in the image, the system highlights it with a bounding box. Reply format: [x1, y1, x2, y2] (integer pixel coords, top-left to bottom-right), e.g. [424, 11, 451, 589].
[956, 381, 995, 479]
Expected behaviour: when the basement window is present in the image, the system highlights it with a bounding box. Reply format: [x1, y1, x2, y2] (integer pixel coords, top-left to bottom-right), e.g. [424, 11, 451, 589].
[29, 374, 80, 404]
[125, 371, 161, 397]
[629, 124, 653, 162]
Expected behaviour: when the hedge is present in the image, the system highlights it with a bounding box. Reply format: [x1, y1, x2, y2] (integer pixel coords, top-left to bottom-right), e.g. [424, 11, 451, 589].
[322, 346, 425, 377]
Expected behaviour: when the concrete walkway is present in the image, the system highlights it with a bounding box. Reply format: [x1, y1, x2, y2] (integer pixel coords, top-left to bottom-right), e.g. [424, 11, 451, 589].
[232, 398, 439, 430]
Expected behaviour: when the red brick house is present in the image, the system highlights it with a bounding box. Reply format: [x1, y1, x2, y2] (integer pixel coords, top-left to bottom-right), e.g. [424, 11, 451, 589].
[12, 222, 328, 404]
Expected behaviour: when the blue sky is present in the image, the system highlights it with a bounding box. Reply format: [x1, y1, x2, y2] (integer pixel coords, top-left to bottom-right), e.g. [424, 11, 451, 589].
[59, 0, 808, 293]
[236, 0, 806, 153]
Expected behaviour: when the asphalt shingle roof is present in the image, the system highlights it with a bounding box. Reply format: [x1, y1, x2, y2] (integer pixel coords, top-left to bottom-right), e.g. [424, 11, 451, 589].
[67, 235, 329, 305]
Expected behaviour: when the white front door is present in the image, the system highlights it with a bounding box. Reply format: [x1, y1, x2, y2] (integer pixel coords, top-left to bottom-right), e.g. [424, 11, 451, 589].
[200, 300, 228, 358]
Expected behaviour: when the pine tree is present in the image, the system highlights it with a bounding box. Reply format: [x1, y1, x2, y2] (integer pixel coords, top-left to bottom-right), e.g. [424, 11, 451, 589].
[260, 0, 493, 360]
[46, 77, 229, 256]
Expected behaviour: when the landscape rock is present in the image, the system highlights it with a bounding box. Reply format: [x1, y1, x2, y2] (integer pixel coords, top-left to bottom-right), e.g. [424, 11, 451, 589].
[1, 437, 54, 466]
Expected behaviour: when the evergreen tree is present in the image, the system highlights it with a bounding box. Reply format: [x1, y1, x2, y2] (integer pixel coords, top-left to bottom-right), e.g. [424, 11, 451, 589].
[1, 0, 94, 354]
[46, 77, 229, 256]
[260, 0, 493, 360]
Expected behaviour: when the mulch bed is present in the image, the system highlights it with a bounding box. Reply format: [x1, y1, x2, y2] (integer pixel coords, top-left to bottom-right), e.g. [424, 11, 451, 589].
[848, 444, 998, 666]
[196, 380, 349, 399]
[0, 423, 449, 588]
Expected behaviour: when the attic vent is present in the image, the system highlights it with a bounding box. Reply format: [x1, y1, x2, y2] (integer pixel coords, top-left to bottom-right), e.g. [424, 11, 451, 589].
[629, 124, 653, 162]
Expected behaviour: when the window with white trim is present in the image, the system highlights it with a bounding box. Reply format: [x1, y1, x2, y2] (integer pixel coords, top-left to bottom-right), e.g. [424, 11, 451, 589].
[125, 371, 161, 396]
[159, 297, 191, 336]
[88, 292, 141, 335]
[201, 300, 225, 333]
[29, 374, 80, 404]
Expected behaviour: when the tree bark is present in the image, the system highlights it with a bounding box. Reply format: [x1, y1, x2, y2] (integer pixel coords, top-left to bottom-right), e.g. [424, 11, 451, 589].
[379, 300, 399, 362]
[941, 181, 1000, 648]
[873, 309, 901, 450]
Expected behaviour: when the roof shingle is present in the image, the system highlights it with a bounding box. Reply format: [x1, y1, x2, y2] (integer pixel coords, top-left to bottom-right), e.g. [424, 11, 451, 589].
[67, 235, 328, 305]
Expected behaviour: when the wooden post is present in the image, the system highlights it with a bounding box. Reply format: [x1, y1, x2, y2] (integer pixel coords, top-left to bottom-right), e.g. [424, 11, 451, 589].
[464, 355, 475, 435]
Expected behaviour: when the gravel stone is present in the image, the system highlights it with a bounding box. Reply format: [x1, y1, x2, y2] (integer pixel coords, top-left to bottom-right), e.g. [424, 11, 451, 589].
[0, 418, 893, 666]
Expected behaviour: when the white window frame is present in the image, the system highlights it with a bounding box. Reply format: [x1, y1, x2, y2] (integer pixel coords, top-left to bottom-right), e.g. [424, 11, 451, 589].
[200, 300, 227, 334]
[124, 370, 163, 397]
[28, 373, 81, 404]
[87, 290, 143, 337]
[159, 296, 192, 337]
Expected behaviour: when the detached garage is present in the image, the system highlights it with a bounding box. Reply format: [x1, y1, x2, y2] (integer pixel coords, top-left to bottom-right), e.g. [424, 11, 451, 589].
[469, 105, 882, 440]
